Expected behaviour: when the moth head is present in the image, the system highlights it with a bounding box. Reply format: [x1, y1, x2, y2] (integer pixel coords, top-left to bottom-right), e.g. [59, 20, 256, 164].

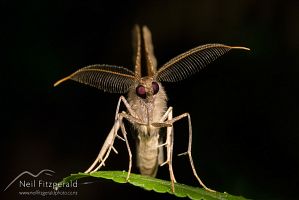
[135, 77, 160, 100]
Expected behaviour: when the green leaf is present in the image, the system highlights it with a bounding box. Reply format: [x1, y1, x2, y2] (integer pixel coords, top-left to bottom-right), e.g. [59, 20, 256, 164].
[59, 171, 249, 200]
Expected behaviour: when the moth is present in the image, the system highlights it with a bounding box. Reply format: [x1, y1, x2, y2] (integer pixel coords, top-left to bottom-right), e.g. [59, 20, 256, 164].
[54, 25, 249, 192]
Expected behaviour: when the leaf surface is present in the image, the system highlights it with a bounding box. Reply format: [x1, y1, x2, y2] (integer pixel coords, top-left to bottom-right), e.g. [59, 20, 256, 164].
[59, 171, 249, 200]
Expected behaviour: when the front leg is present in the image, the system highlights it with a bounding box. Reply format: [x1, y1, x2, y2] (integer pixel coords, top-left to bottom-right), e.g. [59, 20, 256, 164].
[113, 111, 147, 181]
[165, 108, 176, 191]
[117, 112, 134, 181]
[164, 112, 215, 193]
[154, 107, 176, 191]
[85, 96, 141, 173]
[85, 120, 120, 173]
[115, 96, 139, 120]
[153, 107, 215, 192]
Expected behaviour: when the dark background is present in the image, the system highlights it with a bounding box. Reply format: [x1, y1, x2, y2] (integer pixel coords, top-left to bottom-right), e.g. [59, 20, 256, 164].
[2, 0, 299, 199]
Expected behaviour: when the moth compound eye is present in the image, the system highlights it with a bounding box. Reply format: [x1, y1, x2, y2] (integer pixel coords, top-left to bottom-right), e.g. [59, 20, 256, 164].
[136, 85, 146, 99]
[152, 82, 159, 95]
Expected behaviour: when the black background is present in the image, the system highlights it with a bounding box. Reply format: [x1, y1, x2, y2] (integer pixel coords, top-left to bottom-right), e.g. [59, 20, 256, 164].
[2, 0, 299, 200]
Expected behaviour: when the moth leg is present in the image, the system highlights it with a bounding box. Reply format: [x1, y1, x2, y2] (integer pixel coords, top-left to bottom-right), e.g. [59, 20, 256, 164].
[155, 106, 174, 166]
[114, 96, 146, 141]
[160, 106, 173, 122]
[165, 112, 216, 193]
[151, 106, 173, 128]
[85, 96, 140, 173]
[85, 120, 120, 173]
[115, 96, 140, 120]
[166, 109, 176, 192]
[118, 113, 133, 181]
[157, 138, 165, 165]
[153, 107, 176, 191]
